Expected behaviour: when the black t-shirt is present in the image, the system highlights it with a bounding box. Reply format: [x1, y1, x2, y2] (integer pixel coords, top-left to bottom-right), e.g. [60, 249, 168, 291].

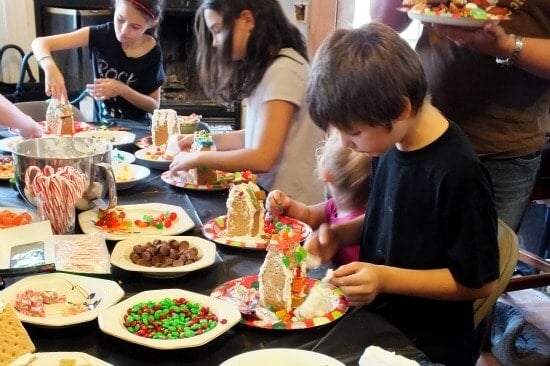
[89, 22, 165, 120]
[362, 122, 500, 366]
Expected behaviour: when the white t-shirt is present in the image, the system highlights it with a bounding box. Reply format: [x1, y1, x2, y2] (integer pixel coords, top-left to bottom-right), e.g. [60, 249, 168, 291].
[245, 48, 325, 205]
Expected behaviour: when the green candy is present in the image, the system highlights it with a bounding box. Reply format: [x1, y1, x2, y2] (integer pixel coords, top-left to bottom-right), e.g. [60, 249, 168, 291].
[469, 7, 488, 19]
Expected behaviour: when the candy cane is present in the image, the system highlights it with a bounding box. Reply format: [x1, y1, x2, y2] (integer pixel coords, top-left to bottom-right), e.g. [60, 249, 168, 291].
[26, 165, 87, 234]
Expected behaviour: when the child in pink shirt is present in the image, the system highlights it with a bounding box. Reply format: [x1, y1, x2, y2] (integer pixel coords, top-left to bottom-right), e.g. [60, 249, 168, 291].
[266, 130, 371, 266]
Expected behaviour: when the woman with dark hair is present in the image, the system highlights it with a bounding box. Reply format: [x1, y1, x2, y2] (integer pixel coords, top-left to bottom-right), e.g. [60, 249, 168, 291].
[170, 0, 324, 204]
[32, 0, 166, 122]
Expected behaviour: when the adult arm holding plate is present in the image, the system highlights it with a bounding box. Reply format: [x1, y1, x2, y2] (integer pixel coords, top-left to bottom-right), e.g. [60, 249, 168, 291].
[372, 0, 550, 233]
[372, 1, 550, 79]
[433, 22, 550, 80]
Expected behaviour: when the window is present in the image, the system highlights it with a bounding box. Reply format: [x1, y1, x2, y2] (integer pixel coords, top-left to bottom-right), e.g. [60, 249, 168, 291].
[353, 0, 422, 48]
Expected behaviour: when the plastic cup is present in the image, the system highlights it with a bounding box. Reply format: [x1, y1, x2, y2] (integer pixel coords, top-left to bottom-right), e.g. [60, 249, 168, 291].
[179, 121, 198, 134]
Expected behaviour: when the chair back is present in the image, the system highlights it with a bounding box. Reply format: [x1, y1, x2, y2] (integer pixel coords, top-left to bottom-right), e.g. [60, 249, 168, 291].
[473, 219, 519, 328]
[15, 101, 88, 122]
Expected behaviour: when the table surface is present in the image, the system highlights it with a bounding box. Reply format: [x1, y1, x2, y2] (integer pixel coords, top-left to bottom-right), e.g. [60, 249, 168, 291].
[0, 122, 433, 366]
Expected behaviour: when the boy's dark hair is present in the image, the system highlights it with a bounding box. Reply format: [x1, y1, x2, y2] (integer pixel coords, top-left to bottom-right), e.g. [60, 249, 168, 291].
[307, 22, 427, 132]
[113, 0, 164, 38]
[195, 0, 308, 103]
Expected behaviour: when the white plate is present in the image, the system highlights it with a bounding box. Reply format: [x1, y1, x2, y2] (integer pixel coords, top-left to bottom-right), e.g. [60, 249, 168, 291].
[406, 11, 502, 28]
[0, 136, 23, 153]
[111, 149, 136, 165]
[78, 203, 195, 241]
[110, 235, 216, 278]
[10, 352, 113, 366]
[220, 348, 346, 366]
[114, 164, 151, 190]
[0, 272, 124, 327]
[74, 130, 136, 146]
[134, 148, 172, 170]
[98, 289, 241, 350]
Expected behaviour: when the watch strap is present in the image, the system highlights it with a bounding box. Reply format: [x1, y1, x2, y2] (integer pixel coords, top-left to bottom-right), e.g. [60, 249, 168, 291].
[496, 35, 523, 66]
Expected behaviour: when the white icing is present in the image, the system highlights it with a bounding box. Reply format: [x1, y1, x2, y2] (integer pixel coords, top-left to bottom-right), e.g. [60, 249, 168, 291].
[226, 182, 265, 236]
[151, 109, 178, 145]
[294, 283, 332, 320]
[258, 250, 293, 312]
[165, 134, 181, 158]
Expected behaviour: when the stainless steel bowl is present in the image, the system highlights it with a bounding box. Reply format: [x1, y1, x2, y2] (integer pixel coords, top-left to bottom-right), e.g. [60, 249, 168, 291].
[12, 136, 117, 210]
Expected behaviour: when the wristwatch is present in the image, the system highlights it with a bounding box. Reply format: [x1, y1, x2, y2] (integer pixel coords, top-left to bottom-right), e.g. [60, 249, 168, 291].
[496, 35, 523, 66]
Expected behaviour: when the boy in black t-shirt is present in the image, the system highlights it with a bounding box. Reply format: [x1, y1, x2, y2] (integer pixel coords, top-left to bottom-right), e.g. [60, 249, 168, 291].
[304, 22, 500, 366]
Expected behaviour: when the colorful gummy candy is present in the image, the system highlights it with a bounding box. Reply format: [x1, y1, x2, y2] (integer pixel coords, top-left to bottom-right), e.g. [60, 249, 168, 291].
[123, 297, 225, 339]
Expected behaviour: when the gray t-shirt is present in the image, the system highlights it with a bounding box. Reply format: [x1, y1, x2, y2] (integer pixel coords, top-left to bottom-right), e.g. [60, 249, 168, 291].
[245, 48, 325, 204]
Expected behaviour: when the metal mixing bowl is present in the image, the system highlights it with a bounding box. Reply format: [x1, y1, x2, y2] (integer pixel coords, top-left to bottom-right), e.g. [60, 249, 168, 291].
[12, 136, 117, 210]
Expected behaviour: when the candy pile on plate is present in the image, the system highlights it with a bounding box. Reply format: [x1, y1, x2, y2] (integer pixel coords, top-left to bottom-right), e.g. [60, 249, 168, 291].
[0, 155, 13, 178]
[403, 0, 511, 19]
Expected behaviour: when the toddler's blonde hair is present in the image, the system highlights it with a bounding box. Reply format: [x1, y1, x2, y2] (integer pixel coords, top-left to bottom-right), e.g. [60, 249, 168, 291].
[316, 130, 372, 209]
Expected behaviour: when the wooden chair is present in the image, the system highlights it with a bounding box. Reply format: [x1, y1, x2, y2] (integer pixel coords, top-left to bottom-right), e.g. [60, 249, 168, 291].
[474, 219, 519, 328]
[15, 100, 88, 122]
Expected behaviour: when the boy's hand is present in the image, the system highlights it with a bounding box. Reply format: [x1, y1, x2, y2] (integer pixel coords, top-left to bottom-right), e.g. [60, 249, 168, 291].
[330, 262, 381, 306]
[303, 223, 339, 263]
[265, 190, 288, 216]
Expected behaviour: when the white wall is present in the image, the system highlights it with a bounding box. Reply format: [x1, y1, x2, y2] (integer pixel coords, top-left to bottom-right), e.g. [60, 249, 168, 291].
[353, 0, 422, 48]
[0, 0, 37, 82]
[278, 0, 309, 39]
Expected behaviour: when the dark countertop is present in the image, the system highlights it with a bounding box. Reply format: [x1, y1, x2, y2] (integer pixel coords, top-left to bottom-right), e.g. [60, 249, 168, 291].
[0, 121, 433, 366]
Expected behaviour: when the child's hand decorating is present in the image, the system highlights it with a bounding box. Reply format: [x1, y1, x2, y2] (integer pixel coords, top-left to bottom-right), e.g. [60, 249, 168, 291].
[330, 262, 381, 306]
[265, 189, 288, 217]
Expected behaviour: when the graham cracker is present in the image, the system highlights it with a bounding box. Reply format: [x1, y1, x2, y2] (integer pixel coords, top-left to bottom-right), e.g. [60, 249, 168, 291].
[0, 300, 35, 365]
